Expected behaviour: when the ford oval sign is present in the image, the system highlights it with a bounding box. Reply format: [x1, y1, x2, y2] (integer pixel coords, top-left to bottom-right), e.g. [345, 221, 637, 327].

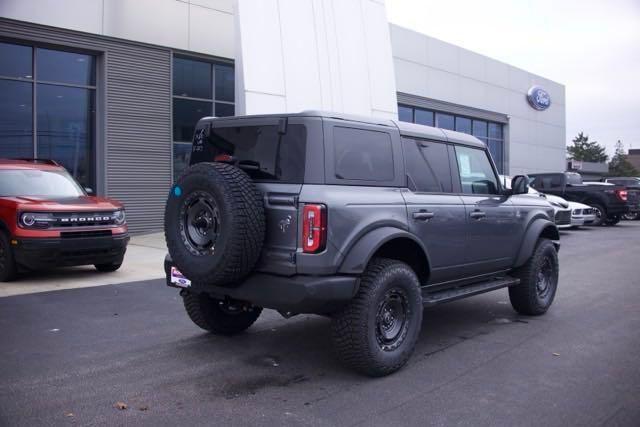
[527, 86, 551, 111]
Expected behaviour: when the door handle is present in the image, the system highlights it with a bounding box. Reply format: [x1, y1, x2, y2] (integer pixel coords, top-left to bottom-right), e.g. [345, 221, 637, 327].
[413, 211, 435, 221]
[470, 210, 486, 220]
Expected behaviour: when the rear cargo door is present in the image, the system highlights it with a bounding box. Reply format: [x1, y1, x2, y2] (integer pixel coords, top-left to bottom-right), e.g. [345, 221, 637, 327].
[195, 116, 316, 276]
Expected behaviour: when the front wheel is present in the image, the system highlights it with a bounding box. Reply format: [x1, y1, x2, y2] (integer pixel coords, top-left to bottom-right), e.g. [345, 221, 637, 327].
[509, 239, 559, 316]
[182, 292, 262, 335]
[590, 203, 606, 226]
[0, 232, 17, 282]
[331, 258, 423, 377]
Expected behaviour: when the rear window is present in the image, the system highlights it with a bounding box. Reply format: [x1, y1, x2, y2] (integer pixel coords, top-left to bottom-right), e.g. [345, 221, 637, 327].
[195, 124, 306, 183]
[334, 127, 394, 181]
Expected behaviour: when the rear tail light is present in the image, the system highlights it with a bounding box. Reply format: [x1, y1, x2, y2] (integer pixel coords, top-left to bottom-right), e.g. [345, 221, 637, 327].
[302, 204, 327, 253]
[616, 189, 628, 201]
[214, 154, 235, 163]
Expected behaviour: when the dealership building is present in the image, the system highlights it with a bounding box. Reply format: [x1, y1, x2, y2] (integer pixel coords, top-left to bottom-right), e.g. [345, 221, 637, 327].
[0, 0, 566, 233]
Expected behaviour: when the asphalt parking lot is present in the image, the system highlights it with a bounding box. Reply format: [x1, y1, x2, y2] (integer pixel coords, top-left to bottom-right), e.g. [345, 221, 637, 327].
[1, 223, 639, 426]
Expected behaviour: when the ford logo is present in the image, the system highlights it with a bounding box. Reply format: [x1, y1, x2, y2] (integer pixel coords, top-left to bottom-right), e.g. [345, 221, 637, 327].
[527, 86, 551, 111]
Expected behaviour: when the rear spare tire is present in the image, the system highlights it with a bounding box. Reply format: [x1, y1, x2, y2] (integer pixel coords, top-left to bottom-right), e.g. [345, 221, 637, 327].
[165, 162, 265, 287]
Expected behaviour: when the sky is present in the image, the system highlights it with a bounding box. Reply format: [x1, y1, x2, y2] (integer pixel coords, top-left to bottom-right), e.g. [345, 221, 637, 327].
[386, 0, 640, 157]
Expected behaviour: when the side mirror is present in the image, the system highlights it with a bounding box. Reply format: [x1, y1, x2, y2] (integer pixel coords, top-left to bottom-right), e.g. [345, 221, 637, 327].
[84, 187, 94, 195]
[511, 175, 529, 195]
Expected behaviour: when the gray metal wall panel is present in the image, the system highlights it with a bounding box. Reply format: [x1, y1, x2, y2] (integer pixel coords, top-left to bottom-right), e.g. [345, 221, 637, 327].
[0, 18, 172, 234]
[397, 92, 509, 124]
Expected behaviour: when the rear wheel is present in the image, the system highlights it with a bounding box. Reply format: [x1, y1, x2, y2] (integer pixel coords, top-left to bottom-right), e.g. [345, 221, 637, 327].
[509, 239, 559, 316]
[182, 291, 262, 335]
[590, 203, 606, 226]
[331, 258, 423, 377]
[623, 212, 639, 220]
[605, 215, 620, 226]
[0, 232, 17, 282]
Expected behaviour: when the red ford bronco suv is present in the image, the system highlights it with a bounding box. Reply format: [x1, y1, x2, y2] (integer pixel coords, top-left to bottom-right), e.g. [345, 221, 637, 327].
[0, 159, 129, 281]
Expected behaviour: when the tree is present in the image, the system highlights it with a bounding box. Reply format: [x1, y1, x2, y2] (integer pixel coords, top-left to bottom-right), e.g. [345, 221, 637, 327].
[608, 140, 639, 176]
[567, 132, 608, 162]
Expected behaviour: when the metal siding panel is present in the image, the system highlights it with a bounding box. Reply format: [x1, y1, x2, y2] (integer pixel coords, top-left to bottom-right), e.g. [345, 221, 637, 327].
[397, 92, 509, 124]
[0, 18, 172, 234]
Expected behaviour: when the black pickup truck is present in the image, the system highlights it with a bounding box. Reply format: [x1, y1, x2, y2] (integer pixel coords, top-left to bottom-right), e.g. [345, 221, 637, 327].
[529, 172, 629, 226]
[602, 177, 640, 220]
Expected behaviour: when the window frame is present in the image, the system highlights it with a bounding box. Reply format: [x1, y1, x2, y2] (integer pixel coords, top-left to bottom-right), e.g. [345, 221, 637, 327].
[171, 53, 235, 181]
[0, 38, 98, 190]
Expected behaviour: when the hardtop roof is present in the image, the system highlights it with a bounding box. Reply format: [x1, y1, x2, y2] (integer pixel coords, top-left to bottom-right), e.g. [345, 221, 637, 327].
[202, 111, 486, 149]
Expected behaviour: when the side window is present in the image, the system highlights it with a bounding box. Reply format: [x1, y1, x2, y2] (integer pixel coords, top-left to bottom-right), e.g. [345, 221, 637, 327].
[402, 138, 452, 193]
[454, 146, 499, 195]
[550, 175, 564, 188]
[333, 127, 394, 181]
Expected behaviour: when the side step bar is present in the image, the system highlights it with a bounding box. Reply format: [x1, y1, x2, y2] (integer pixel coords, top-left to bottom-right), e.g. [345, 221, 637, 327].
[422, 277, 520, 306]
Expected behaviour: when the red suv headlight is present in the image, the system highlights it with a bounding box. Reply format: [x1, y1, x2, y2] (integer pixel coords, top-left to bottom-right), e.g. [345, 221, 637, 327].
[19, 212, 56, 229]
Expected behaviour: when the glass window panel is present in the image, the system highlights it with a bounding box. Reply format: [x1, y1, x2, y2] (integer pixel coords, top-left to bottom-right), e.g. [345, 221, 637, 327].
[173, 57, 212, 99]
[0, 80, 33, 158]
[398, 105, 413, 123]
[173, 98, 212, 142]
[173, 142, 192, 182]
[215, 102, 234, 117]
[334, 127, 394, 181]
[488, 139, 504, 173]
[488, 122, 502, 139]
[472, 120, 487, 138]
[455, 117, 472, 134]
[403, 138, 452, 193]
[36, 84, 95, 188]
[214, 64, 234, 102]
[37, 48, 95, 86]
[454, 145, 499, 195]
[415, 109, 434, 126]
[0, 42, 32, 79]
[435, 112, 454, 130]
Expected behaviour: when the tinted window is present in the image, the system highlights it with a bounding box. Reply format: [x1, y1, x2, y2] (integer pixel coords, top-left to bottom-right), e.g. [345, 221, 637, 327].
[37, 48, 95, 86]
[415, 109, 434, 126]
[455, 117, 471, 134]
[214, 64, 234, 102]
[173, 57, 212, 99]
[173, 98, 212, 142]
[403, 138, 452, 193]
[0, 42, 32, 79]
[334, 127, 394, 181]
[36, 84, 95, 188]
[398, 105, 413, 122]
[436, 113, 454, 130]
[455, 146, 498, 194]
[198, 124, 306, 183]
[0, 80, 33, 158]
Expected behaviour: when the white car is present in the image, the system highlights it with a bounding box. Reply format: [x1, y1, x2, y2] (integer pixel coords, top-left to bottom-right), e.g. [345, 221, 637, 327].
[501, 175, 573, 229]
[568, 201, 597, 227]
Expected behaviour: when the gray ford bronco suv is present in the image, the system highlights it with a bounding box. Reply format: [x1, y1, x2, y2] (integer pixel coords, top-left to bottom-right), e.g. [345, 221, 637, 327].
[164, 111, 560, 376]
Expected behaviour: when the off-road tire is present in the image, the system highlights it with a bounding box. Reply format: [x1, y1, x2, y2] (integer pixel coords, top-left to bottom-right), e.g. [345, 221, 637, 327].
[0, 232, 17, 282]
[165, 162, 265, 287]
[331, 258, 423, 377]
[509, 239, 559, 316]
[590, 203, 606, 226]
[94, 262, 122, 272]
[182, 291, 262, 335]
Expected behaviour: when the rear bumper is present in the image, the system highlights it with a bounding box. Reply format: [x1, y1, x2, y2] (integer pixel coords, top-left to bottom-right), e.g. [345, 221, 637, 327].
[14, 233, 129, 269]
[164, 255, 358, 314]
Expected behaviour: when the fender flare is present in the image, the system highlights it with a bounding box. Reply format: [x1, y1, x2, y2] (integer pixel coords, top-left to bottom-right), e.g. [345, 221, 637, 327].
[513, 218, 559, 268]
[338, 226, 431, 275]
